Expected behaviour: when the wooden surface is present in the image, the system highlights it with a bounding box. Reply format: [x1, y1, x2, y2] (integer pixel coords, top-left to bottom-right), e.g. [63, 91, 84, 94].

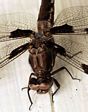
[0, 0, 88, 112]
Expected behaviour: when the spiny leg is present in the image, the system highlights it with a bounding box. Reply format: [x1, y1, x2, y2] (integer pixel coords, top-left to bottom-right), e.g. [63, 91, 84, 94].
[27, 73, 35, 110]
[22, 73, 35, 110]
[52, 77, 60, 102]
[21, 73, 35, 90]
[21, 87, 33, 110]
[51, 66, 80, 81]
[27, 88, 33, 110]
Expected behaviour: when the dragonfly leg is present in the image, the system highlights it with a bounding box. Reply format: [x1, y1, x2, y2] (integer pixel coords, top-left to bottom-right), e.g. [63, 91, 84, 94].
[27, 87, 33, 110]
[51, 66, 80, 81]
[21, 73, 35, 90]
[27, 73, 35, 110]
[22, 73, 35, 110]
[21, 86, 33, 110]
[52, 77, 60, 102]
[67, 51, 82, 58]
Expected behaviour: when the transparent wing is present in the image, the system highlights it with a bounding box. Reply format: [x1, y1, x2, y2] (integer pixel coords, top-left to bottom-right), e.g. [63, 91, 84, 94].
[50, 6, 88, 74]
[51, 6, 88, 35]
[0, 39, 31, 68]
[0, 12, 36, 68]
[54, 36, 88, 74]
[0, 12, 36, 42]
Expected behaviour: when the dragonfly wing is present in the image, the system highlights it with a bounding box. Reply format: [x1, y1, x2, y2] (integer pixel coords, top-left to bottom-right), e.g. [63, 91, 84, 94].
[0, 12, 36, 42]
[0, 39, 30, 68]
[51, 6, 88, 35]
[54, 36, 88, 74]
[49, 6, 88, 74]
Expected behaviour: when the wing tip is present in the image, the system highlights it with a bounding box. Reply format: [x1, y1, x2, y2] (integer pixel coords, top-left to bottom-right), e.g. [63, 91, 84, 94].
[81, 64, 88, 74]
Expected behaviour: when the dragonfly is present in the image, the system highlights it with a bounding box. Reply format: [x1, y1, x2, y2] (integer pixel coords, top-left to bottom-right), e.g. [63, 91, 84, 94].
[0, 0, 88, 110]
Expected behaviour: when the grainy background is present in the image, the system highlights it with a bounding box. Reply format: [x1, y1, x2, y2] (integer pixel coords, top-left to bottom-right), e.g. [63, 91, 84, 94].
[0, 0, 88, 112]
